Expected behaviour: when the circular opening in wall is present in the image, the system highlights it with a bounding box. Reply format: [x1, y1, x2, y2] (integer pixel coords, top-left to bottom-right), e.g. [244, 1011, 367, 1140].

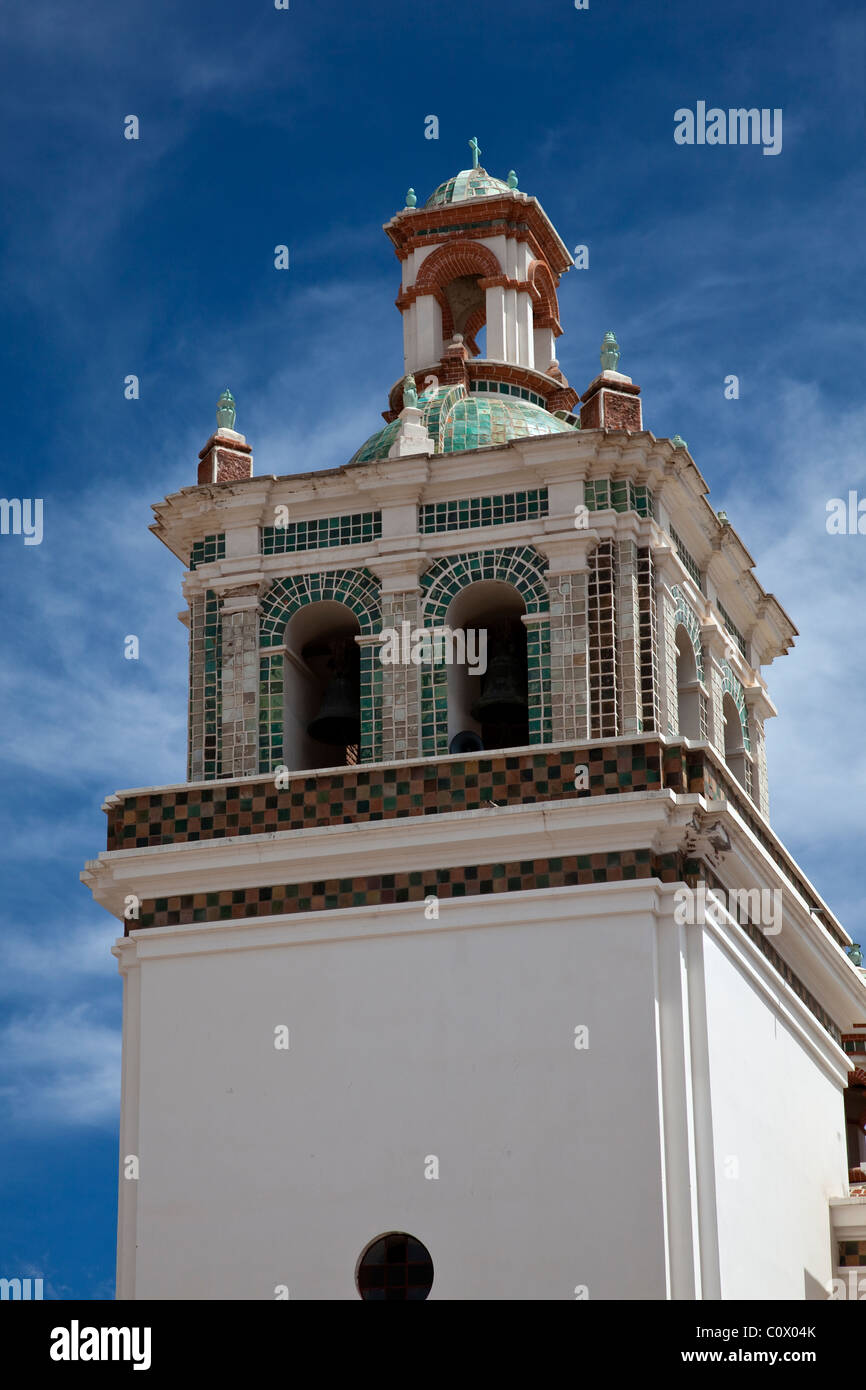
[356, 1231, 434, 1301]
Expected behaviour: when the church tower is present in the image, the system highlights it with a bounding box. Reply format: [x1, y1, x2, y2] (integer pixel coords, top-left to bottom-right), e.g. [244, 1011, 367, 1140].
[83, 143, 866, 1301]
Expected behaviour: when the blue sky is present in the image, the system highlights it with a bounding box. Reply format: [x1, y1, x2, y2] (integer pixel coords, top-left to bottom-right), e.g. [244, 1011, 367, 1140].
[0, 0, 864, 1299]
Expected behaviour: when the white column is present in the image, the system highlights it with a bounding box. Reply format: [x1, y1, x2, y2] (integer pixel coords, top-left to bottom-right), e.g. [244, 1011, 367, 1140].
[504, 288, 519, 362]
[533, 326, 555, 371]
[413, 295, 442, 369]
[516, 291, 534, 367]
[402, 302, 418, 375]
[486, 284, 507, 360]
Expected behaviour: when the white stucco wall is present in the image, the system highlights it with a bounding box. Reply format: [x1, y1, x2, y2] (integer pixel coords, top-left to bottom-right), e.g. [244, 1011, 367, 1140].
[125, 885, 671, 1300]
[702, 927, 849, 1300]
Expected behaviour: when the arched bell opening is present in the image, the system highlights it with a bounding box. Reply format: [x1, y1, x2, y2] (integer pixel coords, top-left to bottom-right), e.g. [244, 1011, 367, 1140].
[443, 276, 487, 357]
[722, 691, 748, 791]
[445, 581, 528, 752]
[675, 624, 702, 740]
[283, 601, 361, 771]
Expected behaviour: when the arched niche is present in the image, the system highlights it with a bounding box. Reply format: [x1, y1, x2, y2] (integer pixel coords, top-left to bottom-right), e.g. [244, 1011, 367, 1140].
[444, 580, 528, 751]
[722, 691, 748, 790]
[675, 623, 702, 739]
[419, 546, 550, 756]
[284, 600, 361, 771]
[414, 240, 503, 358]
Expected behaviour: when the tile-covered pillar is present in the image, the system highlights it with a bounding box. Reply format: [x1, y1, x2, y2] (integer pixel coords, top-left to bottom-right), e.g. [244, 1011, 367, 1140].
[366, 462, 429, 762]
[653, 543, 680, 737]
[367, 538, 428, 761]
[539, 535, 598, 743]
[753, 718, 769, 819]
[745, 685, 775, 820]
[377, 589, 423, 762]
[219, 585, 262, 778]
[186, 588, 221, 782]
[616, 534, 643, 736]
[701, 625, 728, 758]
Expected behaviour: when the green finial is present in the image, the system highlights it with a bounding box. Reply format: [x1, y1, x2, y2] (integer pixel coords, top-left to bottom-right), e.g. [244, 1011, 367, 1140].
[469, 136, 481, 169]
[600, 331, 620, 373]
[405, 187, 417, 208]
[717, 509, 730, 526]
[848, 943, 864, 967]
[217, 388, 236, 431]
[507, 169, 518, 189]
[671, 434, 687, 450]
[402, 374, 418, 409]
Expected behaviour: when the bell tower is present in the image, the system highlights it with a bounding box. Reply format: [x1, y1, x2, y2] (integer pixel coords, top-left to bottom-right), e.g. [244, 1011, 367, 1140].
[83, 143, 866, 1302]
[385, 137, 578, 415]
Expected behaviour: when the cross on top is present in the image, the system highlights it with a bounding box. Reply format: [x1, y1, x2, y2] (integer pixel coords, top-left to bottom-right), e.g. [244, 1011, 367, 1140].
[468, 136, 481, 168]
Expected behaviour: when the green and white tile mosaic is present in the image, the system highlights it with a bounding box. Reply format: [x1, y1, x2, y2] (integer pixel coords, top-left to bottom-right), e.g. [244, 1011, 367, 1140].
[584, 479, 655, 518]
[721, 660, 751, 753]
[671, 586, 704, 680]
[189, 534, 225, 570]
[419, 488, 548, 534]
[187, 590, 221, 781]
[419, 546, 551, 755]
[469, 379, 548, 408]
[258, 568, 382, 770]
[262, 512, 382, 555]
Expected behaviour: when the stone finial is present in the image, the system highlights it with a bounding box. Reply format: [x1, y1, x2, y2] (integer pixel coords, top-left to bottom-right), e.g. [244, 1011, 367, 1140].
[405, 188, 417, 208]
[671, 434, 688, 450]
[848, 943, 863, 967]
[217, 388, 236, 431]
[507, 169, 518, 189]
[402, 374, 418, 408]
[600, 331, 620, 373]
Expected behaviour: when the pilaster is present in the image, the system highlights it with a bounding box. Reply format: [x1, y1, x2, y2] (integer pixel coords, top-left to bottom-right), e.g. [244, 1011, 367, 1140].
[219, 585, 264, 778]
[701, 624, 729, 758]
[377, 591, 423, 761]
[745, 687, 773, 820]
[616, 535, 643, 735]
[367, 552, 429, 762]
[654, 542, 680, 737]
[187, 589, 221, 782]
[538, 535, 598, 744]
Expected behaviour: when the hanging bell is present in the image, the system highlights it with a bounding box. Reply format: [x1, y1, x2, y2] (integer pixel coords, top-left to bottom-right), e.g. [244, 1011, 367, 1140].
[306, 637, 361, 746]
[470, 624, 528, 727]
[449, 730, 484, 755]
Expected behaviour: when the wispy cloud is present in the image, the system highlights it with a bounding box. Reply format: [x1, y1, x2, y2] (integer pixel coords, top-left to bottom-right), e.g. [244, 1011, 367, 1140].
[0, 1004, 120, 1129]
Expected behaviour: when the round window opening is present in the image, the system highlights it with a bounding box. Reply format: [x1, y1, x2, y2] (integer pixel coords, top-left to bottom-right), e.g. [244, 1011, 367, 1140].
[356, 1232, 434, 1301]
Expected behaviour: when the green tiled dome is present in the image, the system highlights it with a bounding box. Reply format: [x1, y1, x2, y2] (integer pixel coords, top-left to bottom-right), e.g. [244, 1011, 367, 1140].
[440, 394, 574, 451]
[424, 167, 513, 208]
[350, 418, 402, 465]
[349, 386, 576, 465]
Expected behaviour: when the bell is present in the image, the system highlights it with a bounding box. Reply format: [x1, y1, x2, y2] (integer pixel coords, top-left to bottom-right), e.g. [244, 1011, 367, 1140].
[470, 624, 528, 727]
[449, 730, 484, 755]
[306, 638, 361, 746]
